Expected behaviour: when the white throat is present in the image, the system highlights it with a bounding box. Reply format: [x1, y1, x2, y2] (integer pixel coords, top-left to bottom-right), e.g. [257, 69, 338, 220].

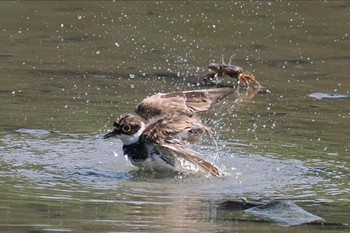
[118, 122, 145, 145]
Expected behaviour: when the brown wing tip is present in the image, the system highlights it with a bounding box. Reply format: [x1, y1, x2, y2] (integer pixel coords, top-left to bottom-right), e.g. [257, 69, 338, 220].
[198, 159, 223, 178]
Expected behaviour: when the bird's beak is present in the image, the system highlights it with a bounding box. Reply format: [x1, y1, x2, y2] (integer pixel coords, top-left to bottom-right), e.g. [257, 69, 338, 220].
[103, 129, 118, 139]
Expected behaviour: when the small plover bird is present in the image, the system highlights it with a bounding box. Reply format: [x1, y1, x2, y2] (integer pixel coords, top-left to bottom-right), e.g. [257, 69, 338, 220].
[103, 88, 237, 177]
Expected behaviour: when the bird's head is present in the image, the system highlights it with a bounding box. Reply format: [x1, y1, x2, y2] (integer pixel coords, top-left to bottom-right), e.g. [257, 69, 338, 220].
[103, 113, 145, 145]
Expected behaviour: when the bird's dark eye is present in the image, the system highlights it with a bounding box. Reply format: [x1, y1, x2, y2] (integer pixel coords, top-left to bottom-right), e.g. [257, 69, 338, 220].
[122, 124, 132, 132]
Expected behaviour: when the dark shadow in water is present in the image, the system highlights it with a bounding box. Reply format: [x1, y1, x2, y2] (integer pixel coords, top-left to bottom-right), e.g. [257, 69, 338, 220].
[72, 168, 204, 183]
[72, 169, 133, 180]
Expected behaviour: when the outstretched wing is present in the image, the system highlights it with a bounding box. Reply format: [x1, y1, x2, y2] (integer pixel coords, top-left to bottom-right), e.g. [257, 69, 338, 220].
[155, 140, 221, 177]
[135, 88, 237, 120]
[140, 112, 210, 144]
[139, 88, 236, 144]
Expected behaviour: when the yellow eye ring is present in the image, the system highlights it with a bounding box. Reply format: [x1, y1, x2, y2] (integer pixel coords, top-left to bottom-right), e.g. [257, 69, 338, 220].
[122, 124, 132, 132]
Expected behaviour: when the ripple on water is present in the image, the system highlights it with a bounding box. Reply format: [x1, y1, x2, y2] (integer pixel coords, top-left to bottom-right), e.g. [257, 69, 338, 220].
[1, 131, 349, 229]
[1, 132, 336, 201]
[191, 145, 326, 200]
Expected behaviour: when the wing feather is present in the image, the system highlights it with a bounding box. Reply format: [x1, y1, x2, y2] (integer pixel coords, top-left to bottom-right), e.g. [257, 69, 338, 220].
[135, 88, 237, 120]
[141, 114, 207, 144]
[156, 142, 221, 177]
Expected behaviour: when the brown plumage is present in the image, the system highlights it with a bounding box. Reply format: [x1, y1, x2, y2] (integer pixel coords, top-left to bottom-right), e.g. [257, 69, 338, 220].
[104, 88, 237, 177]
